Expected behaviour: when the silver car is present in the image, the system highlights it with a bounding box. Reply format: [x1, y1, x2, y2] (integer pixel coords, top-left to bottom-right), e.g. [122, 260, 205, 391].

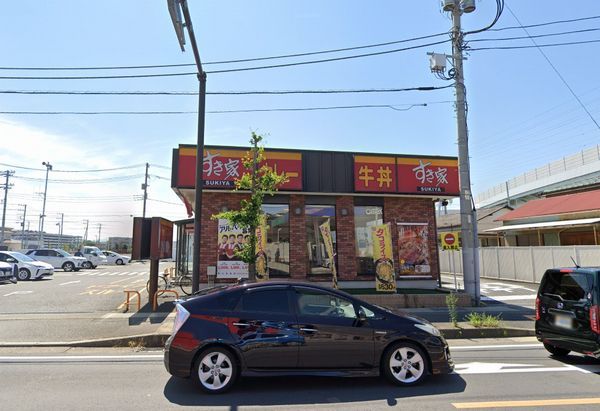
[0, 251, 54, 281]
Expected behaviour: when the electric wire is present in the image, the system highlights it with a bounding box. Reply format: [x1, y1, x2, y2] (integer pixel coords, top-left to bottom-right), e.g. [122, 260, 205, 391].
[469, 27, 600, 43]
[469, 38, 600, 51]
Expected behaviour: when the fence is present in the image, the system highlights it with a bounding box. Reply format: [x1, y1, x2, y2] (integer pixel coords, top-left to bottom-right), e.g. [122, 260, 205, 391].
[440, 246, 600, 284]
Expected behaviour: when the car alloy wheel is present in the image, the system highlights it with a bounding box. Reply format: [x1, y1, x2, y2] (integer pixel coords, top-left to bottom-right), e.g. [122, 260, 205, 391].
[17, 268, 31, 281]
[116, 259, 123, 265]
[384, 342, 428, 386]
[63, 262, 75, 272]
[194, 348, 237, 393]
[82, 261, 92, 269]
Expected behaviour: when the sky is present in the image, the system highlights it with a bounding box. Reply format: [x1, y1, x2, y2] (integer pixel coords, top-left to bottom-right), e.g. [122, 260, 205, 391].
[1, 0, 599, 240]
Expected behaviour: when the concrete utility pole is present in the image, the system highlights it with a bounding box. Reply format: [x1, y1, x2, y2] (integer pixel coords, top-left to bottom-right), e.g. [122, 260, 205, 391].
[142, 162, 149, 218]
[19, 204, 27, 249]
[168, 0, 207, 294]
[97, 223, 102, 244]
[450, 3, 480, 303]
[0, 170, 15, 244]
[39, 162, 53, 247]
[57, 213, 64, 248]
[83, 219, 89, 245]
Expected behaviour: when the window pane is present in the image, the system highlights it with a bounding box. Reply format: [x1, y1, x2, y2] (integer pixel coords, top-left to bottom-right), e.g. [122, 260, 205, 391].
[262, 204, 290, 277]
[542, 272, 593, 301]
[296, 289, 356, 319]
[240, 289, 291, 314]
[354, 206, 384, 275]
[305, 205, 336, 275]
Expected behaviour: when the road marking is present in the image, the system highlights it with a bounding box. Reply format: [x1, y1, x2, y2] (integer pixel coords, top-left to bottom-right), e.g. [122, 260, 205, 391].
[481, 294, 537, 301]
[118, 272, 129, 276]
[453, 397, 600, 409]
[59, 280, 80, 286]
[0, 354, 163, 363]
[3, 291, 33, 297]
[453, 361, 599, 375]
[111, 277, 135, 284]
[109, 272, 120, 276]
[451, 343, 542, 351]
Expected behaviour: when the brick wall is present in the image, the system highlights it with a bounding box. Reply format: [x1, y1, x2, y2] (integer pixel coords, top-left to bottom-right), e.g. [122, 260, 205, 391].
[335, 196, 356, 280]
[288, 195, 307, 279]
[383, 197, 440, 281]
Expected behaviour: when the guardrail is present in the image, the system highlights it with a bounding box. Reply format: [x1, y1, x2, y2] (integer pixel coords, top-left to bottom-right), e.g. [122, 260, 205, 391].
[152, 289, 179, 311]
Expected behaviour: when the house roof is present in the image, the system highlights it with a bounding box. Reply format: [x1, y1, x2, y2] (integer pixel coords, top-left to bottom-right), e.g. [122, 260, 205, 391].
[496, 189, 600, 221]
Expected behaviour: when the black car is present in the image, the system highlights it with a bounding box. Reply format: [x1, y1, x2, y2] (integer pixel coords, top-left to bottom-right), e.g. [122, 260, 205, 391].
[536, 267, 600, 357]
[164, 281, 453, 393]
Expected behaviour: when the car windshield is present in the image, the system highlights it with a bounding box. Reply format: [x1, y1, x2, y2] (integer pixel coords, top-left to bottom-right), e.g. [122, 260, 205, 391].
[8, 252, 35, 262]
[55, 250, 72, 257]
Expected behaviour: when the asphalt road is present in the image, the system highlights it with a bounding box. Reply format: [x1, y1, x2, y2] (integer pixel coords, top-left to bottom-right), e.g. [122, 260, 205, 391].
[2, 339, 599, 410]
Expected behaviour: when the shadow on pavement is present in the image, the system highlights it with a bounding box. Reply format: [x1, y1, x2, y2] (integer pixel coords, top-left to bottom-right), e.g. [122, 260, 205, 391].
[163, 374, 466, 407]
[128, 302, 174, 326]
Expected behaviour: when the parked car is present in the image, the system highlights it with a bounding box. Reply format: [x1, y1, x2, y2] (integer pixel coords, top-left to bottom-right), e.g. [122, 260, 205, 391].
[75, 246, 108, 269]
[164, 281, 453, 393]
[25, 249, 86, 272]
[0, 261, 17, 284]
[536, 267, 600, 358]
[0, 251, 54, 281]
[102, 250, 130, 265]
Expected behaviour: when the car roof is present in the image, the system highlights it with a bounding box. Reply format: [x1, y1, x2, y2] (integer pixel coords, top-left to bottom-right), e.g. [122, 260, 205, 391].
[235, 280, 356, 299]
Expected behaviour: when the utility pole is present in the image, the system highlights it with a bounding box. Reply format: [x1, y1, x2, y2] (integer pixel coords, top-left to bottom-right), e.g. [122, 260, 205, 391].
[142, 162, 149, 218]
[83, 219, 89, 246]
[39, 161, 53, 247]
[19, 204, 27, 249]
[168, 0, 207, 294]
[97, 223, 102, 244]
[450, 1, 480, 303]
[57, 213, 64, 249]
[0, 170, 15, 244]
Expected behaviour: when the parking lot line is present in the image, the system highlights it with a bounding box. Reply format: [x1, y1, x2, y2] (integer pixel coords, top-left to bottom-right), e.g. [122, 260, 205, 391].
[59, 281, 80, 286]
[453, 397, 600, 409]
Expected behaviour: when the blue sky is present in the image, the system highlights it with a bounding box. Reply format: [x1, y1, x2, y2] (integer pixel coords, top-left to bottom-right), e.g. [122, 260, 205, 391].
[1, 1, 599, 238]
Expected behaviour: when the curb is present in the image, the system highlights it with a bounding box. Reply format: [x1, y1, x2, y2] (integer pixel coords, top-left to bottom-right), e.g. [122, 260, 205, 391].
[0, 333, 171, 348]
[440, 327, 535, 339]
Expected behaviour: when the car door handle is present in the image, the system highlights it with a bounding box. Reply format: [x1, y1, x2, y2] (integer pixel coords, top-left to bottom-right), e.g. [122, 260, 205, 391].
[233, 322, 250, 328]
[300, 328, 317, 333]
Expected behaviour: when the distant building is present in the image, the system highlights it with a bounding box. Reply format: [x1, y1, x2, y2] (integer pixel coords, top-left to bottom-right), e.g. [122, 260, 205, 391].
[107, 237, 132, 252]
[436, 205, 513, 247]
[11, 230, 82, 250]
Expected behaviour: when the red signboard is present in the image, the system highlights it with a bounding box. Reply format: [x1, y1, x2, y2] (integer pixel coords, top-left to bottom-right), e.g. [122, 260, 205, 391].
[151, 217, 173, 260]
[177, 146, 302, 191]
[397, 157, 459, 195]
[354, 155, 397, 193]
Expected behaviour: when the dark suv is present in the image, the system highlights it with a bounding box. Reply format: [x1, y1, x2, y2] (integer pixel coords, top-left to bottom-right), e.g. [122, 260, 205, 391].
[535, 267, 600, 357]
[164, 281, 453, 393]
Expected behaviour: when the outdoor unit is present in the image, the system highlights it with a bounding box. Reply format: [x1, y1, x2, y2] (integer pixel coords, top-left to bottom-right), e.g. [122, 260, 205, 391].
[429, 53, 447, 73]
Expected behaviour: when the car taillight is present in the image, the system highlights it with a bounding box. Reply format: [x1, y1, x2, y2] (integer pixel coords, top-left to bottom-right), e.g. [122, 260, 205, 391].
[172, 303, 190, 335]
[590, 305, 600, 334]
[535, 296, 540, 320]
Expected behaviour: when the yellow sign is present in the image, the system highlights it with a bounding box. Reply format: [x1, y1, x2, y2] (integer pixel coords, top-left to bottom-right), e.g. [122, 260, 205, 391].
[441, 232, 460, 250]
[371, 223, 396, 292]
[255, 214, 269, 281]
[319, 219, 338, 289]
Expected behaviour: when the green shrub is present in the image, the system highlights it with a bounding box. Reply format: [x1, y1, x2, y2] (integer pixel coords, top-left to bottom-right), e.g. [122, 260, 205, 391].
[466, 312, 501, 328]
[446, 292, 459, 327]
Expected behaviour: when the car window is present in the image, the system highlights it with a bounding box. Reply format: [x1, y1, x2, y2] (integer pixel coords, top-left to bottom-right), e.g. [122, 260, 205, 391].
[359, 305, 376, 318]
[238, 288, 291, 315]
[48, 250, 59, 257]
[10, 252, 34, 262]
[0, 253, 7, 262]
[541, 271, 593, 301]
[35, 250, 49, 257]
[295, 288, 356, 319]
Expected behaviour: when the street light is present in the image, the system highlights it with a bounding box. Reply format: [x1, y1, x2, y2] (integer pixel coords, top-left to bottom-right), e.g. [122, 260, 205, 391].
[39, 161, 53, 247]
[167, 0, 206, 294]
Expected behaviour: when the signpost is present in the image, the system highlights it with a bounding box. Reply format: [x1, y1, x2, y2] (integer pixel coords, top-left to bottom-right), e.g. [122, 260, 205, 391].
[441, 231, 461, 290]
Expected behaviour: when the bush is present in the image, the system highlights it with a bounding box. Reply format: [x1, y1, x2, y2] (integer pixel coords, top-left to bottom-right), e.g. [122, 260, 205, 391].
[466, 312, 501, 328]
[446, 292, 459, 327]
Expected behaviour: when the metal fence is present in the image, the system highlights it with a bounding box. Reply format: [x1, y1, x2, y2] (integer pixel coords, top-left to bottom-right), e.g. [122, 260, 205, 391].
[440, 246, 600, 284]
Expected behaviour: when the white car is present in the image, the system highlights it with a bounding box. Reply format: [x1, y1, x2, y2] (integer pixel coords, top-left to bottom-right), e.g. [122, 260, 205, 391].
[26, 249, 86, 272]
[76, 246, 108, 269]
[0, 261, 16, 284]
[0, 251, 54, 281]
[102, 251, 130, 265]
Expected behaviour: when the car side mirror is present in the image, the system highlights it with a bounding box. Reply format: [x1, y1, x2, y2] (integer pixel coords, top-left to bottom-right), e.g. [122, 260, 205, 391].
[357, 308, 367, 322]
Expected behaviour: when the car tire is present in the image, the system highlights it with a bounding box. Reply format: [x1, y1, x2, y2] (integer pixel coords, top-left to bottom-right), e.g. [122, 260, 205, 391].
[17, 268, 31, 281]
[62, 262, 75, 272]
[116, 259, 123, 265]
[192, 347, 238, 394]
[382, 342, 429, 386]
[544, 343, 570, 357]
[82, 261, 92, 269]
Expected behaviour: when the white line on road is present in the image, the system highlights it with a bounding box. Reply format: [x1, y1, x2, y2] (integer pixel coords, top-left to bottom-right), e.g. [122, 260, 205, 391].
[451, 343, 542, 351]
[0, 354, 164, 363]
[481, 294, 537, 301]
[59, 281, 80, 286]
[3, 291, 33, 297]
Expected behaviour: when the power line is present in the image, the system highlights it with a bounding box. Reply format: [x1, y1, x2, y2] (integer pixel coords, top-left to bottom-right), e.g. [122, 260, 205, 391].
[0, 162, 144, 173]
[12, 174, 145, 184]
[505, 5, 600, 132]
[469, 38, 600, 51]
[0, 85, 454, 96]
[0, 72, 196, 80]
[470, 27, 600, 43]
[487, 14, 600, 33]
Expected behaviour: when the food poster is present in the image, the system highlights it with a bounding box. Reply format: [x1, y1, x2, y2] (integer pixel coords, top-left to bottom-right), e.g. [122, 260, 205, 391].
[396, 223, 431, 275]
[319, 219, 338, 289]
[371, 223, 396, 292]
[217, 219, 249, 278]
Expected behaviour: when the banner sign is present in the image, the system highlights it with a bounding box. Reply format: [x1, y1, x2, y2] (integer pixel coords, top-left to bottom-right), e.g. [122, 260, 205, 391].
[397, 157, 459, 195]
[397, 223, 431, 275]
[441, 231, 460, 250]
[217, 219, 249, 278]
[319, 219, 338, 289]
[177, 146, 302, 190]
[255, 214, 269, 282]
[371, 223, 396, 292]
[354, 156, 397, 193]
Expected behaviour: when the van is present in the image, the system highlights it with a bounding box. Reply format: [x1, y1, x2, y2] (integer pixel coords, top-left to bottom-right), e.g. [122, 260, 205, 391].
[77, 246, 108, 269]
[535, 267, 600, 357]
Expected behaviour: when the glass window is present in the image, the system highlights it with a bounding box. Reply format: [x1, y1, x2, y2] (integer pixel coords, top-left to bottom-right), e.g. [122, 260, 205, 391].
[542, 272, 593, 301]
[295, 288, 356, 319]
[35, 250, 50, 257]
[262, 204, 290, 277]
[305, 205, 336, 275]
[354, 206, 384, 275]
[239, 289, 291, 314]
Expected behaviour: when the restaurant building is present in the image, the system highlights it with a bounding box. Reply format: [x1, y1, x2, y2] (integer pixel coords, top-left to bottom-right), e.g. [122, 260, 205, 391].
[171, 144, 459, 289]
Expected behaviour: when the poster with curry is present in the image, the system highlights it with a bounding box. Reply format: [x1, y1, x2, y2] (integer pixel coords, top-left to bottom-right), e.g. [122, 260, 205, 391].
[371, 223, 396, 292]
[396, 223, 431, 275]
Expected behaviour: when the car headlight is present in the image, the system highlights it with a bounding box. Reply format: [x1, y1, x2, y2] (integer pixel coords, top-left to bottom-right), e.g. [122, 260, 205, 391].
[415, 323, 442, 337]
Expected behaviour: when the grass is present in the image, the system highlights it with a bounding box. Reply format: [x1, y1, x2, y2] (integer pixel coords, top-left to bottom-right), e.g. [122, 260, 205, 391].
[466, 312, 502, 328]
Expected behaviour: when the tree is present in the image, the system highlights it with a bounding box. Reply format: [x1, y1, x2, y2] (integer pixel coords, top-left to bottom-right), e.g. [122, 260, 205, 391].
[213, 132, 288, 280]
